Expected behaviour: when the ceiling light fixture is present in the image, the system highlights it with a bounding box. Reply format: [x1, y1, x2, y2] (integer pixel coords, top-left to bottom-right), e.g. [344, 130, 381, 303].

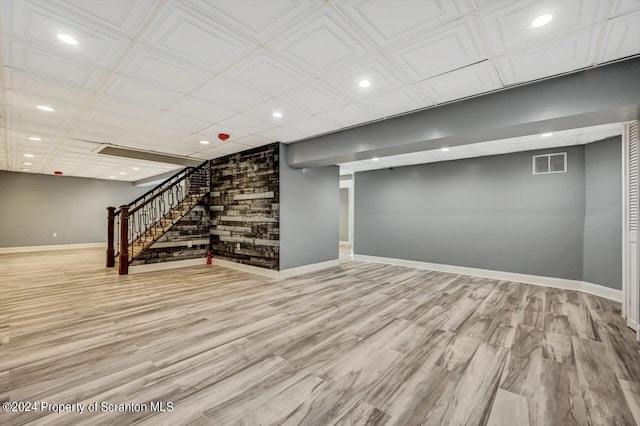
[57, 34, 78, 45]
[24, 153, 34, 158]
[22, 162, 32, 166]
[441, 147, 450, 152]
[132, 167, 140, 170]
[119, 172, 126, 175]
[36, 105, 55, 112]
[272, 111, 283, 118]
[21, 168, 30, 171]
[28, 136, 42, 141]
[542, 132, 553, 137]
[372, 157, 379, 161]
[109, 176, 115, 179]
[531, 14, 553, 27]
[359, 79, 371, 88]
[199, 140, 210, 145]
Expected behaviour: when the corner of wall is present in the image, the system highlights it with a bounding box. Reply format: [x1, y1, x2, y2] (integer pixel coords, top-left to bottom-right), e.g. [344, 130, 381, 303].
[279, 144, 340, 270]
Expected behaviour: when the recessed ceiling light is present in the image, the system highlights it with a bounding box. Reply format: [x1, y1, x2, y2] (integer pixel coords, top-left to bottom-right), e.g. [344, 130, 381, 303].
[57, 34, 78, 45]
[36, 105, 55, 112]
[531, 14, 553, 27]
[28, 136, 42, 141]
[372, 157, 379, 162]
[22, 162, 32, 166]
[272, 111, 283, 118]
[132, 167, 140, 170]
[21, 168, 30, 171]
[542, 132, 553, 137]
[359, 79, 371, 88]
[109, 176, 115, 179]
[24, 153, 34, 158]
[441, 147, 450, 152]
[119, 172, 126, 175]
[199, 140, 210, 145]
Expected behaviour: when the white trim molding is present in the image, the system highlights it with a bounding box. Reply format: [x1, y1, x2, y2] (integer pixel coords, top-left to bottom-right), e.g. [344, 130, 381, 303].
[0, 242, 106, 254]
[340, 176, 354, 244]
[213, 259, 280, 279]
[129, 258, 207, 274]
[215, 258, 340, 280]
[279, 259, 340, 279]
[354, 254, 623, 302]
[127, 257, 340, 279]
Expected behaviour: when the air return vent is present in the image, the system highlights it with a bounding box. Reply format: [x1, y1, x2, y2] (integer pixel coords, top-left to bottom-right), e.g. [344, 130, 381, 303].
[93, 144, 202, 167]
[532, 152, 567, 175]
[629, 121, 638, 232]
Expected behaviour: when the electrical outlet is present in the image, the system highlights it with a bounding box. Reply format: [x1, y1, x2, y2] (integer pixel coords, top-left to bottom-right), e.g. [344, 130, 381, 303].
[52, 232, 57, 238]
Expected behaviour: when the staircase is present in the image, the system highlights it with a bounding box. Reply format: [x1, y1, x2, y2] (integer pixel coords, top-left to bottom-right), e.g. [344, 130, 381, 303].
[106, 161, 210, 275]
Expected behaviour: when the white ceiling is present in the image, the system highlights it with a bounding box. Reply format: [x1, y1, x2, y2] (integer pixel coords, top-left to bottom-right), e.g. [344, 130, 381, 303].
[339, 122, 623, 174]
[0, 0, 638, 181]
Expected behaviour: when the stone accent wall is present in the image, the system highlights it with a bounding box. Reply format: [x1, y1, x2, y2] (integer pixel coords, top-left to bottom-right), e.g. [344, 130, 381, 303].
[130, 199, 209, 266]
[210, 143, 279, 270]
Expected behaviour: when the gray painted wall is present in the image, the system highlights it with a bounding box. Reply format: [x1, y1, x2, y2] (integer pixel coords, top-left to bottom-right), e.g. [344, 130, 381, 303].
[339, 188, 349, 241]
[0, 171, 146, 247]
[279, 143, 339, 270]
[583, 137, 623, 289]
[355, 146, 587, 281]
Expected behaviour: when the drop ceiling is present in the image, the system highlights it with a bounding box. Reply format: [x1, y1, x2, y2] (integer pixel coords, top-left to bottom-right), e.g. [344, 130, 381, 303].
[0, 0, 638, 181]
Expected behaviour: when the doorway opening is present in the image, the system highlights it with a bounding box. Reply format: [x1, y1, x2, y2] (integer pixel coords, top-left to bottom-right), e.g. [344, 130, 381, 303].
[339, 175, 353, 260]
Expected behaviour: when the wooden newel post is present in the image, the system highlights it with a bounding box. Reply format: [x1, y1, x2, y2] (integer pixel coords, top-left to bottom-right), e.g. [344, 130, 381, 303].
[119, 205, 129, 275]
[106, 206, 116, 267]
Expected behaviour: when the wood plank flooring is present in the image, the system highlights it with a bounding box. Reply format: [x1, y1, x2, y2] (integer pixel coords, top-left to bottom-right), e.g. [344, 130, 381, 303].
[1, 248, 639, 425]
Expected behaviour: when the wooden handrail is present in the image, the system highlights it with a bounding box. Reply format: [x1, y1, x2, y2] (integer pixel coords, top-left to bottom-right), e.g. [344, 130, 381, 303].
[126, 166, 193, 207]
[115, 164, 206, 216]
[128, 182, 182, 216]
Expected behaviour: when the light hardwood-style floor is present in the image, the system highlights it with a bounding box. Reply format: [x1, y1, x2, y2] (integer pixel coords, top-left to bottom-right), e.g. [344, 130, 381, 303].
[1, 248, 640, 425]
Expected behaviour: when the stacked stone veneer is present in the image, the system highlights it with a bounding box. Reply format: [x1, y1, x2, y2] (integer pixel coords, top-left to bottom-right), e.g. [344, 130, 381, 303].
[130, 199, 209, 266]
[209, 143, 280, 270]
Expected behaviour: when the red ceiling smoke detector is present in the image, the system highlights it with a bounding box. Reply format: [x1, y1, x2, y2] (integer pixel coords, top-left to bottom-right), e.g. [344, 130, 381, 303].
[54, 171, 63, 175]
[218, 133, 230, 141]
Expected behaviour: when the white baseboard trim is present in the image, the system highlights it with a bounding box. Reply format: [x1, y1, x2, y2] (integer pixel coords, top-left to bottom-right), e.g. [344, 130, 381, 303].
[0, 242, 106, 254]
[213, 259, 280, 279]
[129, 258, 207, 274]
[580, 281, 623, 303]
[279, 259, 340, 279]
[354, 254, 623, 302]
[213, 258, 340, 280]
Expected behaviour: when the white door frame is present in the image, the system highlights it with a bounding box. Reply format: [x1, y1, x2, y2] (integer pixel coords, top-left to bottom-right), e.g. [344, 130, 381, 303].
[339, 177, 354, 245]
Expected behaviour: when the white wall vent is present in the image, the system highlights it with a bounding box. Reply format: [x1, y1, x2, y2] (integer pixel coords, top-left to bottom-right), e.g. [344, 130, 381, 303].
[532, 152, 567, 175]
[628, 121, 639, 232]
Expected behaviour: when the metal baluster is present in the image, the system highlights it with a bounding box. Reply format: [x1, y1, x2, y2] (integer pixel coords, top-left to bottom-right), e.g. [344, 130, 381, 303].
[114, 213, 120, 258]
[176, 183, 183, 203]
[137, 210, 143, 240]
[141, 210, 148, 244]
[159, 194, 166, 215]
[129, 215, 135, 241]
[149, 204, 157, 224]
